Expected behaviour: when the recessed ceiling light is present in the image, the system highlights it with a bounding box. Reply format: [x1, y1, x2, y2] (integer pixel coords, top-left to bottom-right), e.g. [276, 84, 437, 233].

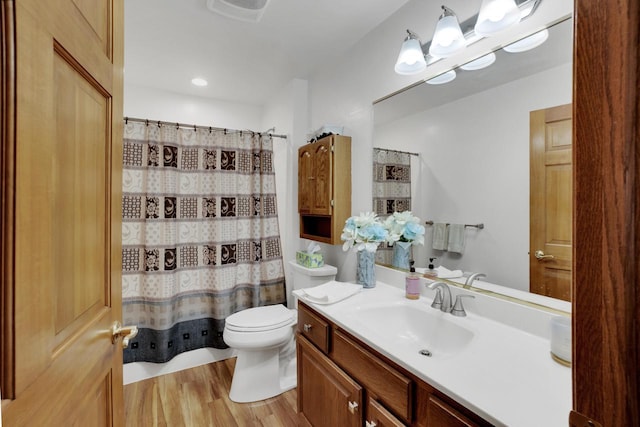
[191, 77, 208, 87]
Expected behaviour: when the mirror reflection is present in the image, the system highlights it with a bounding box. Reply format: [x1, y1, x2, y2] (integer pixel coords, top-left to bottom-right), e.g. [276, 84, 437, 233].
[373, 17, 573, 303]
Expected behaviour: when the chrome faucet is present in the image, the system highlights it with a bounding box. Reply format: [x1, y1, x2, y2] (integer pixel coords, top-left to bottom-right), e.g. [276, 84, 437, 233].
[450, 295, 475, 317]
[464, 272, 486, 289]
[428, 281, 452, 313]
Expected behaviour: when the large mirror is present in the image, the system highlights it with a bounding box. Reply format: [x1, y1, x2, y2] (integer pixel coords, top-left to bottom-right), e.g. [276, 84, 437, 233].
[373, 16, 573, 306]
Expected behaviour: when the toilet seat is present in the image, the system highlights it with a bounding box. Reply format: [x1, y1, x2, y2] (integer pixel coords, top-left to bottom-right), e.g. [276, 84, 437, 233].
[225, 304, 295, 332]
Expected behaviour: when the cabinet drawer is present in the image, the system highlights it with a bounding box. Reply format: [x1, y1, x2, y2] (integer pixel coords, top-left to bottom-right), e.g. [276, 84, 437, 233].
[425, 395, 481, 427]
[297, 303, 330, 354]
[332, 330, 412, 423]
[366, 397, 405, 427]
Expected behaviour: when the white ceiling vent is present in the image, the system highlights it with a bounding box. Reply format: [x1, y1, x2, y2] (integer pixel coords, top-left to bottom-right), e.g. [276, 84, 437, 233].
[206, 0, 271, 23]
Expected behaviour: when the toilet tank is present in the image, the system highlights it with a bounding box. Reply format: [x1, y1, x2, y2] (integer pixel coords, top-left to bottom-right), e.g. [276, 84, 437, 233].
[288, 261, 337, 290]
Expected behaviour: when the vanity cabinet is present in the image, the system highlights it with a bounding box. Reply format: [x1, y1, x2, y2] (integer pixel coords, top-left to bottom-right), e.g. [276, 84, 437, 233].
[298, 135, 351, 244]
[296, 302, 493, 427]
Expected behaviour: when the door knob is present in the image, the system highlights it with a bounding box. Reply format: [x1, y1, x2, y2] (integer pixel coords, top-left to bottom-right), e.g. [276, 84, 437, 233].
[534, 250, 555, 261]
[111, 321, 138, 348]
[348, 401, 359, 414]
[303, 323, 313, 332]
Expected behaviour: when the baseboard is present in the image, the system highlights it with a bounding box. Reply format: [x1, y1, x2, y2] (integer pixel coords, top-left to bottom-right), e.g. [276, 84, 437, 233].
[123, 347, 237, 385]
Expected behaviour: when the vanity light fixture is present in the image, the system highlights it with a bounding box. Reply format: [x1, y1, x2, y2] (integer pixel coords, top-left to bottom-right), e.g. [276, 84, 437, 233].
[428, 6, 466, 58]
[394, 0, 543, 76]
[459, 51, 497, 70]
[191, 77, 208, 87]
[394, 30, 428, 75]
[503, 28, 549, 52]
[426, 69, 457, 85]
[474, 0, 522, 36]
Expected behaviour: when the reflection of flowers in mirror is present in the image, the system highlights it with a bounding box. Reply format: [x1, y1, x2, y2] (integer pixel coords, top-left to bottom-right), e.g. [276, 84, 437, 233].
[384, 211, 426, 246]
[341, 212, 389, 253]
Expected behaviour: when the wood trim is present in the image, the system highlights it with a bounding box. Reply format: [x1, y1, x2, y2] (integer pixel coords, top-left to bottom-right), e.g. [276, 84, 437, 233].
[0, 0, 16, 399]
[573, 0, 640, 425]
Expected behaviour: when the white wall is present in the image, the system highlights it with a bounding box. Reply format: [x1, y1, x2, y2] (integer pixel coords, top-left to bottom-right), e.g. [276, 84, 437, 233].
[124, 83, 264, 129]
[375, 63, 572, 291]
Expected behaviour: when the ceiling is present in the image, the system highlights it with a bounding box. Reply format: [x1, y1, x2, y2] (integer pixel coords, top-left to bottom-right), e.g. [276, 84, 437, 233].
[124, 0, 411, 106]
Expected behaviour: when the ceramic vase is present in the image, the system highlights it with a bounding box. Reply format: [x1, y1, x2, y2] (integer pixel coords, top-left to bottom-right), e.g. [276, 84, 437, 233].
[392, 241, 412, 270]
[357, 249, 377, 288]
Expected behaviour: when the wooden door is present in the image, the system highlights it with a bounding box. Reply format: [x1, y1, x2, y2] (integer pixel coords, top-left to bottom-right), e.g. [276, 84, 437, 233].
[1, 0, 125, 425]
[529, 104, 572, 301]
[297, 335, 363, 427]
[298, 145, 313, 214]
[312, 139, 333, 215]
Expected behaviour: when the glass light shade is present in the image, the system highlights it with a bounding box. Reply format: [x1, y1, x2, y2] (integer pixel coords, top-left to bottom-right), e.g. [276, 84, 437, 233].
[460, 52, 496, 70]
[503, 28, 549, 53]
[426, 70, 456, 85]
[474, 0, 521, 36]
[395, 37, 427, 75]
[429, 14, 466, 58]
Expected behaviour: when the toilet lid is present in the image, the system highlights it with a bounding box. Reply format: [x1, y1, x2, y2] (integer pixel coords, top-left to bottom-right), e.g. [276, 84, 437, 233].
[225, 305, 294, 332]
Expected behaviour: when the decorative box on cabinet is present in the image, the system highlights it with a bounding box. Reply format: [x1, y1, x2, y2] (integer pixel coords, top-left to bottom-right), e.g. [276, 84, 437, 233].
[298, 135, 351, 244]
[296, 301, 494, 427]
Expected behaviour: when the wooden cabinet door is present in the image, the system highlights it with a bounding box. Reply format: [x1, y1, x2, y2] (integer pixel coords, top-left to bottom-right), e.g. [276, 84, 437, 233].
[298, 145, 314, 213]
[311, 139, 333, 215]
[366, 397, 405, 427]
[424, 395, 481, 427]
[1, 0, 125, 425]
[297, 335, 363, 427]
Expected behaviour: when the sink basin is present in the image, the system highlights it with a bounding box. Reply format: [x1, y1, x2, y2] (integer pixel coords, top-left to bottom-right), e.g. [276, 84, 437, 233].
[348, 302, 475, 356]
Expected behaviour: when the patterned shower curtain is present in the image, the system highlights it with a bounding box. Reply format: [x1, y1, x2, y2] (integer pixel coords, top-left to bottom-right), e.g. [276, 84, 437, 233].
[372, 148, 412, 265]
[121, 120, 286, 363]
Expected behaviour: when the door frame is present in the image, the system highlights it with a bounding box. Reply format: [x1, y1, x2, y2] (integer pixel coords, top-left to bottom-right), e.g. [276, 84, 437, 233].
[572, 0, 640, 425]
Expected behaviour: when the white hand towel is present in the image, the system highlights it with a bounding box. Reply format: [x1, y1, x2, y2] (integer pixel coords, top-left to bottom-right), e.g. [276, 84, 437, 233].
[435, 265, 463, 279]
[432, 223, 448, 250]
[295, 281, 362, 305]
[447, 224, 466, 254]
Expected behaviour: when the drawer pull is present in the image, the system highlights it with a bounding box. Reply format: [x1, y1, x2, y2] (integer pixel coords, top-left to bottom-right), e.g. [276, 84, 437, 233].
[303, 323, 313, 332]
[365, 421, 377, 427]
[348, 401, 359, 414]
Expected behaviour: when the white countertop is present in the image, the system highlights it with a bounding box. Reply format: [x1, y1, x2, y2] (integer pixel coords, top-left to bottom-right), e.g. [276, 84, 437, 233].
[298, 281, 572, 427]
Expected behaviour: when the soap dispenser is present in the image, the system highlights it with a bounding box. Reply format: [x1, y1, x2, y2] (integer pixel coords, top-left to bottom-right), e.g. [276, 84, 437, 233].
[424, 257, 438, 277]
[405, 261, 421, 300]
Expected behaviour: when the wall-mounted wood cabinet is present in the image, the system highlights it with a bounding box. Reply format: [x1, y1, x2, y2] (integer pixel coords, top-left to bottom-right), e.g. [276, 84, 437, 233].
[298, 135, 351, 244]
[296, 302, 493, 427]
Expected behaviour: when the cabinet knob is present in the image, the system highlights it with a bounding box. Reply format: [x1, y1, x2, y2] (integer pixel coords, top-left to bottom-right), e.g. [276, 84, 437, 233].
[365, 421, 378, 427]
[348, 401, 359, 414]
[303, 323, 313, 332]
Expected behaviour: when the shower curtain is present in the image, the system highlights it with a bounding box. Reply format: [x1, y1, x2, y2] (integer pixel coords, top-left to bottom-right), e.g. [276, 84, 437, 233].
[121, 120, 286, 363]
[372, 148, 412, 265]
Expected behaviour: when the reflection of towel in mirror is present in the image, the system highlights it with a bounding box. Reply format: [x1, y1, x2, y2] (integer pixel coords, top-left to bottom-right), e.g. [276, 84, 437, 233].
[294, 281, 362, 305]
[432, 223, 448, 250]
[447, 224, 466, 254]
[435, 265, 463, 278]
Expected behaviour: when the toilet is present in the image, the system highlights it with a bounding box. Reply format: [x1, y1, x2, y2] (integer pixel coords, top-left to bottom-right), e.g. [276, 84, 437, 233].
[223, 261, 337, 403]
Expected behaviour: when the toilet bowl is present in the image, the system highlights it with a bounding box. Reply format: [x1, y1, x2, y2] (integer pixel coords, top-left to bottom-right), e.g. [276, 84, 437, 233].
[223, 262, 337, 403]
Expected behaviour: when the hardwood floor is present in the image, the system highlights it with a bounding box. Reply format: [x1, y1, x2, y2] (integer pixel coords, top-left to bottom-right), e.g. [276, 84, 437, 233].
[124, 358, 310, 426]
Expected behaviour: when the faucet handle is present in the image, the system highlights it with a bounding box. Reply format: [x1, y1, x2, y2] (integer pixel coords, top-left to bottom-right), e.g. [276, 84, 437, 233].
[430, 288, 443, 310]
[451, 295, 475, 317]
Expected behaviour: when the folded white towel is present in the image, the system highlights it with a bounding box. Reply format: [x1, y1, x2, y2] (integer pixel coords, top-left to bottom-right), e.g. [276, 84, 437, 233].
[432, 223, 448, 250]
[294, 281, 362, 305]
[435, 265, 463, 279]
[447, 224, 465, 254]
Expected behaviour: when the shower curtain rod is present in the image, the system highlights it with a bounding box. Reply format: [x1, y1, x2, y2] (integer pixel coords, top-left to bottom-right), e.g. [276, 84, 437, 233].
[124, 117, 288, 139]
[373, 147, 420, 157]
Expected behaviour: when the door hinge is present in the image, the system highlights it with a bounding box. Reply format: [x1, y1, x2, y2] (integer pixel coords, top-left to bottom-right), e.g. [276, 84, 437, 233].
[331, 144, 335, 152]
[331, 199, 335, 207]
[569, 411, 602, 427]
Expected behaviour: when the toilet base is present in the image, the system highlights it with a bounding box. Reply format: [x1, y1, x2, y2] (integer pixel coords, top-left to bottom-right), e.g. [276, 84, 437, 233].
[229, 347, 297, 403]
